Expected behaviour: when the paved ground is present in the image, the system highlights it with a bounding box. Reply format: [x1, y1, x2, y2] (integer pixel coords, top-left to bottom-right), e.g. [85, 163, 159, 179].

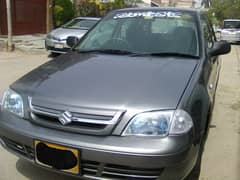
[0, 51, 49, 100]
[0, 46, 240, 180]
[200, 45, 240, 180]
[0, 34, 46, 53]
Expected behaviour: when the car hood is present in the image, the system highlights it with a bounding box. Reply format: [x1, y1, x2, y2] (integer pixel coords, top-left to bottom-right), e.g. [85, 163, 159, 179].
[12, 52, 197, 111]
[50, 27, 87, 40]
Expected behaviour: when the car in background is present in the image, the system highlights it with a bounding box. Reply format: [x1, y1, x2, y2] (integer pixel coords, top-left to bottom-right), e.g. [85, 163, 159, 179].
[45, 17, 100, 54]
[220, 19, 240, 43]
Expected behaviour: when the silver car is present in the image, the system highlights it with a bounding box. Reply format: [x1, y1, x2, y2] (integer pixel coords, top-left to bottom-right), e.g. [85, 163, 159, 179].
[220, 19, 240, 43]
[45, 17, 100, 54]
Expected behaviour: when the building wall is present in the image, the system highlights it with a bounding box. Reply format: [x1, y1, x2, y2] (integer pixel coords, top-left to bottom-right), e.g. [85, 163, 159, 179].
[175, 0, 194, 7]
[0, 0, 7, 35]
[0, 0, 51, 35]
[151, 0, 200, 8]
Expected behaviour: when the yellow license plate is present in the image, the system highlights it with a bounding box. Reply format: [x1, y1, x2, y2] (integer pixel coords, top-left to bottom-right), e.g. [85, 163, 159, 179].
[34, 140, 79, 174]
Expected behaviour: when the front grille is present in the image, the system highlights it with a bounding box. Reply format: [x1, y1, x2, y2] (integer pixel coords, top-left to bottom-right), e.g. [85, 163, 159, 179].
[2, 137, 34, 160]
[82, 160, 163, 180]
[29, 97, 125, 135]
[33, 113, 107, 130]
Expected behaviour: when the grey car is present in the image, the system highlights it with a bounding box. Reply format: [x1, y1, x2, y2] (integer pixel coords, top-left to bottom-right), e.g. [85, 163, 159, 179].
[0, 7, 230, 180]
[45, 17, 100, 54]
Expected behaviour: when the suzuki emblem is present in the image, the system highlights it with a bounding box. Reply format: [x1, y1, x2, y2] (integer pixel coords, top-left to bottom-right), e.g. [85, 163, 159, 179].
[58, 111, 72, 125]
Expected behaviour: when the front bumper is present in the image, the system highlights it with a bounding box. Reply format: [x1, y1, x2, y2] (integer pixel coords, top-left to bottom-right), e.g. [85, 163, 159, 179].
[0, 111, 199, 180]
[45, 38, 70, 54]
[221, 33, 240, 42]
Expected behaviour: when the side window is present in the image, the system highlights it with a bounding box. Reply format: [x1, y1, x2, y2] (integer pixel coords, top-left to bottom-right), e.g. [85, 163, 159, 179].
[80, 20, 116, 49]
[201, 16, 215, 49]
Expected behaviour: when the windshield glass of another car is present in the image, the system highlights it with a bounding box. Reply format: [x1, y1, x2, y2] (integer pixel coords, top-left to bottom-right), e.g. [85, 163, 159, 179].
[76, 10, 199, 56]
[63, 19, 98, 30]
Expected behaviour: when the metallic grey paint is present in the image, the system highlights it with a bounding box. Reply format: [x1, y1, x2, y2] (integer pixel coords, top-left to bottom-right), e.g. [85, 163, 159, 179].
[0, 7, 230, 180]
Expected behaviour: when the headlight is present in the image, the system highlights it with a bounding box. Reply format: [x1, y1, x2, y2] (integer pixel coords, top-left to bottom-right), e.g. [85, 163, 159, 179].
[1, 89, 24, 117]
[122, 110, 193, 137]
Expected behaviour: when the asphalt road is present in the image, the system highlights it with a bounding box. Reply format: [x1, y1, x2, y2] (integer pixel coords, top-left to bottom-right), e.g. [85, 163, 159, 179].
[0, 47, 240, 180]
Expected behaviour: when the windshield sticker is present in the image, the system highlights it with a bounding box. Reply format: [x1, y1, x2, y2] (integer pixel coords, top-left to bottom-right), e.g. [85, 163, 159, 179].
[113, 11, 182, 19]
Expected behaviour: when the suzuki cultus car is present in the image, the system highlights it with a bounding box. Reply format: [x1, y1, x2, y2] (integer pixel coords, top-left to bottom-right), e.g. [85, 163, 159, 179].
[0, 7, 230, 180]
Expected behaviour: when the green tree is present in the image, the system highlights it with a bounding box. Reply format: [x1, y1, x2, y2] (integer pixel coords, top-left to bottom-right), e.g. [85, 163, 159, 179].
[112, 0, 125, 9]
[125, 0, 143, 7]
[76, 0, 127, 17]
[76, 1, 100, 17]
[53, 0, 74, 27]
[209, 0, 240, 25]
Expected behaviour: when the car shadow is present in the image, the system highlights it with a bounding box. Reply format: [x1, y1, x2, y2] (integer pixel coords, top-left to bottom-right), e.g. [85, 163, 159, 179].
[16, 159, 79, 180]
[230, 42, 240, 46]
[48, 53, 61, 58]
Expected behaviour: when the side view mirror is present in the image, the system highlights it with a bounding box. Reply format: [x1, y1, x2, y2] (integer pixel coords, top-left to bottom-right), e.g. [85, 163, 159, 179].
[66, 36, 79, 48]
[208, 40, 231, 57]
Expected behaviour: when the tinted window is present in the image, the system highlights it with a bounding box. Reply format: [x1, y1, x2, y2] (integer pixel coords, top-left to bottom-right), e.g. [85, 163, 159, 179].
[77, 10, 199, 56]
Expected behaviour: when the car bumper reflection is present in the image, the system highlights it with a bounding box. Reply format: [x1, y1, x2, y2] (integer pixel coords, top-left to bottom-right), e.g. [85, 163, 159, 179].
[45, 38, 69, 54]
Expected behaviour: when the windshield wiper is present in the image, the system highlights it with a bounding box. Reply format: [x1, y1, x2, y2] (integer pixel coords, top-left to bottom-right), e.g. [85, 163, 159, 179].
[77, 49, 139, 55]
[131, 52, 199, 59]
[76, 50, 199, 59]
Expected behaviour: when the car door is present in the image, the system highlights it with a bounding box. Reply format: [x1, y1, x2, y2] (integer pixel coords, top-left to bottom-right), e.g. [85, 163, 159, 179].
[201, 15, 220, 104]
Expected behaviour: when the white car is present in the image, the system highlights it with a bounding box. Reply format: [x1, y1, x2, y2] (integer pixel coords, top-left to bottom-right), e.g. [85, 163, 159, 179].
[220, 19, 240, 43]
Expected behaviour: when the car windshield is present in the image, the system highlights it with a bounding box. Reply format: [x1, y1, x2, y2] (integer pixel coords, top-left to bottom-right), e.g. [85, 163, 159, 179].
[223, 20, 240, 29]
[75, 10, 200, 57]
[63, 19, 98, 30]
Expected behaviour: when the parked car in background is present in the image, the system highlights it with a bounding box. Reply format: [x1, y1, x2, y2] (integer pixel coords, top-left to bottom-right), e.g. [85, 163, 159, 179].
[45, 17, 100, 54]
[0, 7, 230, 180]
[220, 19, 240, 43]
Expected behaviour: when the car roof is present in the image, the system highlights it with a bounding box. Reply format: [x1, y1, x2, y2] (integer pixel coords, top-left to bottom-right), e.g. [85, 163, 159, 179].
[224, 19, 240, 22]
[114, 7, 202, 14]
[75, 17, 101, 21]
